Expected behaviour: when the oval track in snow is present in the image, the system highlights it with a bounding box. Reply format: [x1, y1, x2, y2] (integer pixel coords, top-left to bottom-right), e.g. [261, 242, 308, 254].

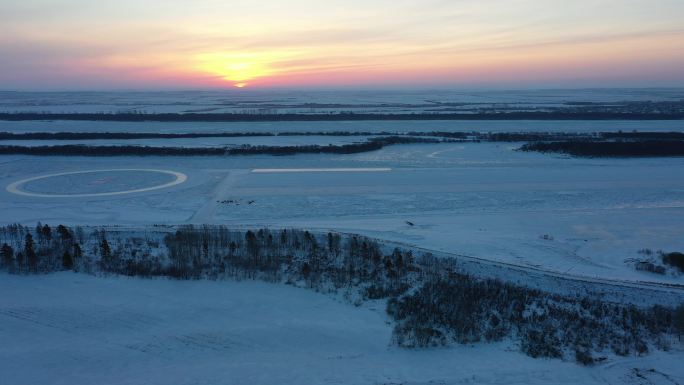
[6, 169, 187, 198]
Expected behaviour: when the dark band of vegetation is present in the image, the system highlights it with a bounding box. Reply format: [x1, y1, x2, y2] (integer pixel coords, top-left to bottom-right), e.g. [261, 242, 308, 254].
[2, 131, 684, 157]
[0, 130, 385, 141]
[2, 223, 683, 366]
[1, 111, 683, 122]
[2, 130, 683, 142]
[0, 131, 276, 140]
[520, 140, 684, 157]
[0, 136, 446, 156]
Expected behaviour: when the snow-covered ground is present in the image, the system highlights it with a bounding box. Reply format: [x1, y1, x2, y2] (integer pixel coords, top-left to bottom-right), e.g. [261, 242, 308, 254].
[1, 272, 681, 385]
[2, 93, 684, 383]
[1, 119, 683, 134]
[1, 142, 684, 285]
[1, 89, 682, 114]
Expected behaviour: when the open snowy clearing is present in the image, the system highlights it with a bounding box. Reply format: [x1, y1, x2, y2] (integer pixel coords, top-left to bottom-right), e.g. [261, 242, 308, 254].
[1, 272, 681, 385]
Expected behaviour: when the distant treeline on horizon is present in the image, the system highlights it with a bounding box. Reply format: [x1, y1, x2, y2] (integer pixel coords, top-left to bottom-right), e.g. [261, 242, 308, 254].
[2, 130, 683, 142]
[0, 136, 446, 157]
[1, 111, 683, 121]
[2, 134, 684, 157]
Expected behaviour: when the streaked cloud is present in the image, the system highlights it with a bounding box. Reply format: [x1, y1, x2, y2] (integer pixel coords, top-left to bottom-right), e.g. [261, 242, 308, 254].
[0, 0, 682, 88]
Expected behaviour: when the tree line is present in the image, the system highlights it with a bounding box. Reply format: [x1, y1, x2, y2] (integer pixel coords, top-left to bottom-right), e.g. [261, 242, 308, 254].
[0, 136, 444, 157]
[4, 129, 682, 145]
[0, 131, 274, 140]
[0, 130, 629, 142]
[520, 140, 684, 157]
[1, 111, 682, 122]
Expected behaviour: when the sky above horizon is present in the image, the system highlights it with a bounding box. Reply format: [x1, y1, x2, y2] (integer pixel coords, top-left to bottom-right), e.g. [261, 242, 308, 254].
[1, 0, 683, 90]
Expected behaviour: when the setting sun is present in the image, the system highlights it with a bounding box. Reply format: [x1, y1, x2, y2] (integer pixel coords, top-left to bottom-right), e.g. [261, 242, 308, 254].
[195, 52, 293, 86]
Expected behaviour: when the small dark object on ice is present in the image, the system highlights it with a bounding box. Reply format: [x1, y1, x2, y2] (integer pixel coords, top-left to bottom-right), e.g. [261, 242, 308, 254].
[406, 221, 414, 226]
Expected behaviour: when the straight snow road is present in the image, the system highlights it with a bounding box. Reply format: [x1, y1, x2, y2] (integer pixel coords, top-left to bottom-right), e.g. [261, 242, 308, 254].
[189, 170, 248, 223]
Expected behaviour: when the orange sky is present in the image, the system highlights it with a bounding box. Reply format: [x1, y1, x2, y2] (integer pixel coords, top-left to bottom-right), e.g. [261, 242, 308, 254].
[1, 0, 683, 89]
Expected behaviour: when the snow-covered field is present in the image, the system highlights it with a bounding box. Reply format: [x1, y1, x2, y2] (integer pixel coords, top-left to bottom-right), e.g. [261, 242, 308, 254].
[1, 89, 683, 114]
[1, 272, 682, 385]
[1, 119, 683, 134]
[2, 89, 684, 383]
[2, 142, 684, 285]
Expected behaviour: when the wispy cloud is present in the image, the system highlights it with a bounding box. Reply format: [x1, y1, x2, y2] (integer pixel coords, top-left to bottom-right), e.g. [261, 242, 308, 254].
[1, 0, 683, 88]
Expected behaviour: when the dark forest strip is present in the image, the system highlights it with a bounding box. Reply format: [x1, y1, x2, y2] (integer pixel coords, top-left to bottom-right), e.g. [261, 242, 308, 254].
[0, 131, 379, 140]
[3, 131, 682, 142]
[1, 111, 683, 121]
[0, 136, 443, 156]
[519, 140, 684, 157]
[0, 131, 275, 140]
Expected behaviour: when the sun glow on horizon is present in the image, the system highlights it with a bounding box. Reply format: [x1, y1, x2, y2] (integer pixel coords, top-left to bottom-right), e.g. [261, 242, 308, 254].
[195, 51, 294, 86]
[1, 1, 683, 89]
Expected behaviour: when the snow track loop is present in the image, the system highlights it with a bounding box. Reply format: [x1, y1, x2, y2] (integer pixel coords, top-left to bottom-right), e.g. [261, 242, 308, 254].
[6, 169, 187, 198]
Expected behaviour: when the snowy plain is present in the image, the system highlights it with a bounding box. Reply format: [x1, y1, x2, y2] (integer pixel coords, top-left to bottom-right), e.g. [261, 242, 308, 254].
[2, 141, 683, 285]
[2, 273, 682, 385]
[2, 118, 683, 135]
[2, 89, 684, 384]
[1, 88, 683, 114]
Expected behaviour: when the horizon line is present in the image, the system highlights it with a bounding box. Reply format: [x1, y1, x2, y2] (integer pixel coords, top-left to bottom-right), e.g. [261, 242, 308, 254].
[2, 86, 684, 93]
